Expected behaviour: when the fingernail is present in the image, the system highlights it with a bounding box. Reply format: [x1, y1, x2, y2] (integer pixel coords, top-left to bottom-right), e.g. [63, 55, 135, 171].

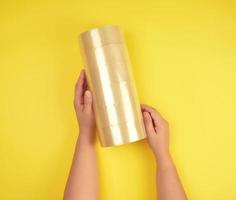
[85, 90, 91, 97]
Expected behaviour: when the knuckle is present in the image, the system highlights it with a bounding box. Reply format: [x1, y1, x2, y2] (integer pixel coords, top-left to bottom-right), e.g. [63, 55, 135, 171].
[84, 108, 91, 115]
[73, 100, 79, 108]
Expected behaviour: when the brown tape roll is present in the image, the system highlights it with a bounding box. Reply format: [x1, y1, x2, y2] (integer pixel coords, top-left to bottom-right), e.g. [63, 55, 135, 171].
[79, 25, 146, 147]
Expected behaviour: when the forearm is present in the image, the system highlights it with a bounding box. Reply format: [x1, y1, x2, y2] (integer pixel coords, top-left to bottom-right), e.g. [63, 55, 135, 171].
[156, 154, 187, 200]
[64, 133, 98, 200]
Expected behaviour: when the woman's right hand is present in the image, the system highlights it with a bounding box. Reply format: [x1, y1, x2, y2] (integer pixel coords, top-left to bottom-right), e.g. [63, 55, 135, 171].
[141, 104, 170, 161]
[141, 104, 188, 200]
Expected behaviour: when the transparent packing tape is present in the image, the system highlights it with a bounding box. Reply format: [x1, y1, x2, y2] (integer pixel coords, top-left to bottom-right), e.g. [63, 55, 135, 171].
[79, 25, 146, 147]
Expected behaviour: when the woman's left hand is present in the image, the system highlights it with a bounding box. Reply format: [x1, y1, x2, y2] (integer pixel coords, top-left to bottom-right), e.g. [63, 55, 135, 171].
[74, 69, 96, 144]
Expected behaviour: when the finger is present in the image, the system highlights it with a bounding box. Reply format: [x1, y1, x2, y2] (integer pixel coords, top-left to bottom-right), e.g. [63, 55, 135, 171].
[141, 104, 164, 126]
[142, 111, 155, 136]
[74, 69, 86, 107]
[83, 90, 93, 113]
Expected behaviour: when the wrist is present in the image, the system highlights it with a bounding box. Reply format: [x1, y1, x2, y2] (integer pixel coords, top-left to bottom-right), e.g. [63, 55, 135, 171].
[79, 126, 94, 134]
[78, 131, 95, 146]
[154, 151, 172, 164]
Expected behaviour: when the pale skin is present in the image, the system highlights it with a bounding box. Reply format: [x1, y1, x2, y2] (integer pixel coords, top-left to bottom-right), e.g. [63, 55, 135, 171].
[64, 70, 187, 200]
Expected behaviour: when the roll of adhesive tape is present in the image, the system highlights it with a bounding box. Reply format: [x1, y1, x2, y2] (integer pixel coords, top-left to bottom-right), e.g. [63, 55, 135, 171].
[79, 25, 146, 147]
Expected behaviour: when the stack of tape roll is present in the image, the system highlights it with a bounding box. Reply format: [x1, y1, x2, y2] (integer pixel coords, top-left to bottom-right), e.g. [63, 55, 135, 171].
[79, 25, 146, 147]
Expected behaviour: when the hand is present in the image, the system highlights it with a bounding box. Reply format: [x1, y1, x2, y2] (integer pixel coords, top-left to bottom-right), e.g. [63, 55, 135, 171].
[74, 69, 96, 144]
[141, 104, 170, 161]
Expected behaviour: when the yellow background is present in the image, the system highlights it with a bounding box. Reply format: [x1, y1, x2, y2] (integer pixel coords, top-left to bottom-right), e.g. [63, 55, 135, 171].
[0, 0, 236, 199]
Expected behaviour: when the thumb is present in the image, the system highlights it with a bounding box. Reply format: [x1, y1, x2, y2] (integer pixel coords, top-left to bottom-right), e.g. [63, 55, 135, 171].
[83, 90, 93, 113]
[142, 111, 155, 136]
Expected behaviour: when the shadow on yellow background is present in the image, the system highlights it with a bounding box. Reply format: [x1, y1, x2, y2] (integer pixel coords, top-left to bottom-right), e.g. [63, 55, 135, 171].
[0, 0, 236, 199]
